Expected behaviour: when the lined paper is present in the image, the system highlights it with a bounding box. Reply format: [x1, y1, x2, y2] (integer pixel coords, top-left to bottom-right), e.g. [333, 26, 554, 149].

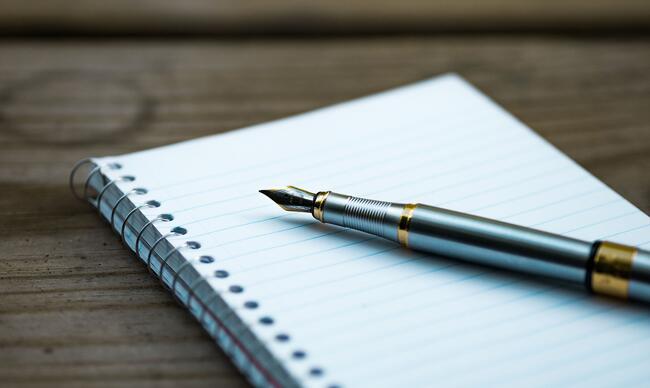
[100, 74, 650, 388]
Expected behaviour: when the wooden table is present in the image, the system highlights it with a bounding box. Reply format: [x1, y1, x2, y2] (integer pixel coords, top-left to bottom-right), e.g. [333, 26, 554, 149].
[1, 37, 649, 387]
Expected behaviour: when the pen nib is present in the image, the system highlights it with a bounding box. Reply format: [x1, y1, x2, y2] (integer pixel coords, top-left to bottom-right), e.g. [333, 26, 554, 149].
[259, 186, 315, 213]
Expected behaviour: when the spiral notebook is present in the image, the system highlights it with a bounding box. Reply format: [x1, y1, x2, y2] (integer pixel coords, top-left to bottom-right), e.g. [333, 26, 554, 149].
[72, 74, 650, 388]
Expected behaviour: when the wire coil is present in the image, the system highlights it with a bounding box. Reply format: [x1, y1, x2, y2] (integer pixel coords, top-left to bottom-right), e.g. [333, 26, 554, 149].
[69, 160, 211, 313]
[110, 188, 148, 231]
[69, 159, 322, 388]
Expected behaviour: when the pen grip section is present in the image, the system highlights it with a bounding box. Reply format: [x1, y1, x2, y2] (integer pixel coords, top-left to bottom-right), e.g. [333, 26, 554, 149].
[320, 192, 404, 241]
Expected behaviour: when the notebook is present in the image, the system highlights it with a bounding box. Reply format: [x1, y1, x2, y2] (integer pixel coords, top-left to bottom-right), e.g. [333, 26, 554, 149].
[71, 74, 650, 388]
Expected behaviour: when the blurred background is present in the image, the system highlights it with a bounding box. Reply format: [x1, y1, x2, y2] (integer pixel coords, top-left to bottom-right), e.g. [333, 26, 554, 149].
[2, 0, 650, 35]
[1, 1, 649, 387]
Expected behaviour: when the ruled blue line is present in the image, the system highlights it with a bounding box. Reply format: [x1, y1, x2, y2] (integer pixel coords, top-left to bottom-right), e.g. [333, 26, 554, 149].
[252, 246, 402, 288]
[446, 305, 650, 385]
[467, 175, 591, 213]
[530, 198, 623, 227]
[159, 128, 532, 215]
[139, 106, 481, 191]
[336, 293, 596, 380]
[312, 280, 568, 363]
[602, 223, 650, 239]
[234, 236, 377, 276]
[560, 209, 640, 234]
[500, 186, 604, 220]
[175, 138, 544, 245]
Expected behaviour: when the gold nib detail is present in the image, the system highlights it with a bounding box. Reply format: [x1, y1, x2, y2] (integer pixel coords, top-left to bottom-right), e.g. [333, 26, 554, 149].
[259, 186, 315, 213]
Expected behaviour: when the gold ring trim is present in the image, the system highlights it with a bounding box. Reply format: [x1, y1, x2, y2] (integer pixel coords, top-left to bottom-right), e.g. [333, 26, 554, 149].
[397, 204, 417, 247]
[591, 241, 637, 299]
[313, 191, 330, 222]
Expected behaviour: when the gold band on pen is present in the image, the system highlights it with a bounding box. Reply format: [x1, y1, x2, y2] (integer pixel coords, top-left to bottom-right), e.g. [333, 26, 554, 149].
[313, 191, 330, 222]
[591, 241, 637, 299]
[397, 204, 417, 247]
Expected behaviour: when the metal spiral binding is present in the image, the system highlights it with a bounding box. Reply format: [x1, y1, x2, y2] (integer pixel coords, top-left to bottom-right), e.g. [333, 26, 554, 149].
[69, 159, 100, 201]
[96, 175, 135, 213]
[70, 158, 123, 203]
[70, 158, 210, 312]
[157, 241, 201, 285]
[69, 159, 323, 388]
[71, 160, 228, 351]
[110, 188, 148, 232]
[121, 201, 160, 247]
[135, 214, 173, 257]
[184, 274, 206, 307]
[146, 227, 186, 273]
[172, 259, 200, 303]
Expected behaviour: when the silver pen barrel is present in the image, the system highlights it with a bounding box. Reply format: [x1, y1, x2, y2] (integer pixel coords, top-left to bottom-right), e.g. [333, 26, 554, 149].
[312, 191, 650, 304]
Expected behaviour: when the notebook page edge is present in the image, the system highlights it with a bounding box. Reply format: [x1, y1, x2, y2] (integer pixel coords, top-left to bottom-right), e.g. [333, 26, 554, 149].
[454, 77, 649, 219]
[108, 73, 462, 160]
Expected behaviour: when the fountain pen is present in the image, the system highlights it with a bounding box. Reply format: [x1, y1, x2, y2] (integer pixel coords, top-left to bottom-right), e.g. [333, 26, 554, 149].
[260, 186, 650, 304]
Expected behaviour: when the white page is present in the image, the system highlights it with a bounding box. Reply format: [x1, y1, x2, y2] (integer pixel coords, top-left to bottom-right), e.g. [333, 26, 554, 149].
[98, 74, 650, 388]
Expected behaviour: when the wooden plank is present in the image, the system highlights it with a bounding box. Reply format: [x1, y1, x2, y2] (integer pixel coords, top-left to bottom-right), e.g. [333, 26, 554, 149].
[0, 0, 649, 35]
[0, 37, 649, 387]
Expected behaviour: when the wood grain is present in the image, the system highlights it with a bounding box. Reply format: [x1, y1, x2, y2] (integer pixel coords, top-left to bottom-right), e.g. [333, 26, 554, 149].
[0, 0, 649, 35]
[0, 37, 649, 387]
